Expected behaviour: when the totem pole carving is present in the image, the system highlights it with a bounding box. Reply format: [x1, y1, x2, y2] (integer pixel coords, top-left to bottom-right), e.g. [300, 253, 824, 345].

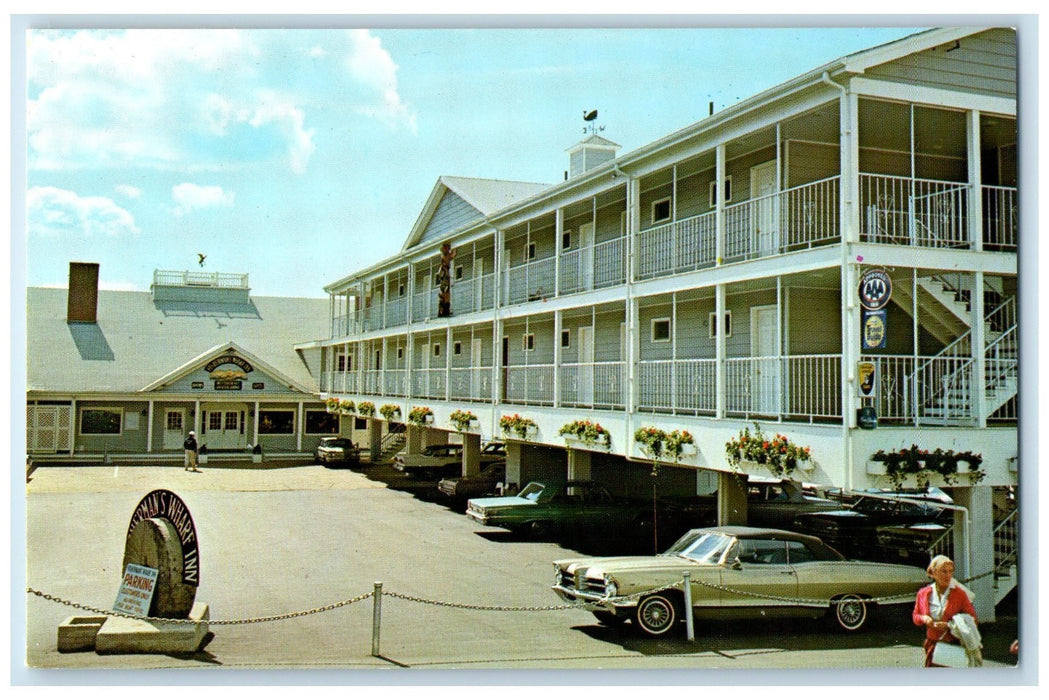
[436, 242, 456, 318]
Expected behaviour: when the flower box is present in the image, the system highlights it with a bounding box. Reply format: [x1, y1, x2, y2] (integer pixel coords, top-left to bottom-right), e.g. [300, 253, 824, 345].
[564, 434, 610, 451]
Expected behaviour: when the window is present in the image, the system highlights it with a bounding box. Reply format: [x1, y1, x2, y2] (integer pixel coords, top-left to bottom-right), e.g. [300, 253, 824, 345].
[562, 230, 572, 250]
[453, 341, 462, 356]
[208, 412, 223, 431]
[455, 265, 464, 281]
[165, 412, 183, 431]
[523, 333, 535, 351]
[80, 408, 122, 435]
[433, 343, 441, 357]
[709, 176, 733, 207]
[305, 410, 339, 435]
[398, 283, 405, 297]
[709, 311, 733, 338]
[651, 197, 672, 224]
[224, 412, 239, 430]
[561, 329, 571, 348]
[259, 410, 294, 434]
[336, 354, 348, 372]
[526, 242, 537, 261]
[396, 347, 404, 360]
[354, 417, 368, 430]
[651, 318, 671, 343]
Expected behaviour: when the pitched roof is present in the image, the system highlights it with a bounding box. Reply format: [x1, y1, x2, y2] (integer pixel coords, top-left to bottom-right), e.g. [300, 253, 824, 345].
[26, 287, 329, 395]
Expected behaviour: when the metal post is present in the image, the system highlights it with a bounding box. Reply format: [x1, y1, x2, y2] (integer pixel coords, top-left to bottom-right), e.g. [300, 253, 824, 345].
[371, 581, 383, 657]
[682, 571, 694, 641]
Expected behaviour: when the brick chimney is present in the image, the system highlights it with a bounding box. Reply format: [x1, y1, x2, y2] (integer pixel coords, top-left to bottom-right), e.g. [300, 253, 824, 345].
[67, 262, 100, 323]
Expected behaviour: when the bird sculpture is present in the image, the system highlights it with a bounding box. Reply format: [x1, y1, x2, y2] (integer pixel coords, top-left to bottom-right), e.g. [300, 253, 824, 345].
[584, 109, 598, 121]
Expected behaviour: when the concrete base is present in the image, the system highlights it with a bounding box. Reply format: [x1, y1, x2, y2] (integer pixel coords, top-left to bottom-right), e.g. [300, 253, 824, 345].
[91, 602, 210, 655]
[57, 616, 108, 652]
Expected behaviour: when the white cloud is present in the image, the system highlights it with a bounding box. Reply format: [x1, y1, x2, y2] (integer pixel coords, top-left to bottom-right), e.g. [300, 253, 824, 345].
[345, 29, 417, 132]
[171, 183, 235, 216]
[27, 29, 415, 172]
[115, 184, 142, 199]
[27, 186, 140, 238]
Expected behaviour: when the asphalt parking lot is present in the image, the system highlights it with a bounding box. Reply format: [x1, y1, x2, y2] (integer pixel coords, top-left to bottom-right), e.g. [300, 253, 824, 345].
[19, 460, 1019, 682]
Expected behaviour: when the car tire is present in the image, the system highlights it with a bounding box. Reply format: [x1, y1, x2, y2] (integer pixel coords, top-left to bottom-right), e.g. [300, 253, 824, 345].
[529, 520, 554, 539]
[635, 593, 680, 636]
[592, 611, 626, 627]
[831, 594, 869, 632]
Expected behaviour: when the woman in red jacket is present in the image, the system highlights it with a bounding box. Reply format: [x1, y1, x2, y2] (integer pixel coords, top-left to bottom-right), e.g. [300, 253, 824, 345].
[913, 555, 977, 667]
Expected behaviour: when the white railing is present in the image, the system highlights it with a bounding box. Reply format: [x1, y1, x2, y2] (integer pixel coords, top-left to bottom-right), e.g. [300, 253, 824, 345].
[383, 369, 407, 397]
[994, 508, 1019, 574]
[637, 359, 717, 415]
[860, 174, 970, 248]
[860, 354, 975, 425]
[382, 298, 408, 329]
[723, 177, 841, 264]
[153, 270, 249, 288]
[636, 213, 717, 280]
[505, 257, 556, 305]
[448, 367, 493, 402]
[323, 371, 359, 395]
[449, 273, 497, 316]
[559, 237, 627, 294]
[411, 288, 437, 323]
[558, 362, 626, 409]
[411, 368, 447, 400]
[504, 364, 555, 405]
[982, 185, 1017, 250]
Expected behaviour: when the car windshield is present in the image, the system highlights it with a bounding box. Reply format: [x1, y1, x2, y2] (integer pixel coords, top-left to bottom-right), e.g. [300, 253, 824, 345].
[517, 482, 545, 501]
[662, 531, 734, 564]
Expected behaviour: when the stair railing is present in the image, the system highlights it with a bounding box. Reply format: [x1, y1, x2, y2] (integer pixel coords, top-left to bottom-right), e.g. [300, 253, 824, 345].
[993, 508, 1019, 575]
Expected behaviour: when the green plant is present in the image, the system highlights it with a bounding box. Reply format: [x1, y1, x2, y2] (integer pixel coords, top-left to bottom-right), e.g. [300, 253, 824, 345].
[558, 419, 609, 445]
[379, 404, 401, 421]
[450, 409, 478, 432]
[725, 424, 812, 477]
[499, 414, 537, 440]
[635, 427, 695, 462]
[356, 401, 375, 417]
[338, 399, 355, 414]
[871, 445, 985, 488]
[325, 397, 341, 413]
[407, 406, 433, 425]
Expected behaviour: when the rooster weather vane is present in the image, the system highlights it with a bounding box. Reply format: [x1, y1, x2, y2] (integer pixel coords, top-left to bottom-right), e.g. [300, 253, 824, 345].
[583, 109, 605, 135]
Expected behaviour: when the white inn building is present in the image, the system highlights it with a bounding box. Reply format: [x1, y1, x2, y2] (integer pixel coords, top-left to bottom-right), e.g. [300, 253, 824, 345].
[312, 28, 1018, 618]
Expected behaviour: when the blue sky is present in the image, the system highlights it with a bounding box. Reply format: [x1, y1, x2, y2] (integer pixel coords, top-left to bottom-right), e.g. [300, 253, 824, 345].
[22, 22, 925, 299]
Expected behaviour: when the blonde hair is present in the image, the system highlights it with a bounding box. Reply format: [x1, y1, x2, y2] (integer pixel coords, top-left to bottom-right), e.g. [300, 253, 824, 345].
[927, 555, 954, 576]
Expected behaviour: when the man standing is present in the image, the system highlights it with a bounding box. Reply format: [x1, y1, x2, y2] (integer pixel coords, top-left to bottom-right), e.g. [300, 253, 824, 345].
[183, 430, 201, 472]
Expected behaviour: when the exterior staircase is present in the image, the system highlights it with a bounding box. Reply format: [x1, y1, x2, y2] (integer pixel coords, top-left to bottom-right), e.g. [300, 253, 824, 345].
[927, 506, 1018, 606]
[373, 423, 407, 463]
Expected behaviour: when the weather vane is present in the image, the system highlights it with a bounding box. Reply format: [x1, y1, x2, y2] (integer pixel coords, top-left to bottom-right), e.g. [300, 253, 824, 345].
[583, 109, 605, 135]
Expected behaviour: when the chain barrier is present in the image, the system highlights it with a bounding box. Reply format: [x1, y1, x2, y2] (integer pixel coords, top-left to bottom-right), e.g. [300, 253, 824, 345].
[27, 586, 373, 625]
[28, 563, 1001, 626]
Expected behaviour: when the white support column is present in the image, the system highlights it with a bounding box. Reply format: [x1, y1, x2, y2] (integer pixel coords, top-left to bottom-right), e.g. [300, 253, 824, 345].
[553, 309, 563, 408]
[952, 486, 996, 622]
[671, 291, 678, 412]
[717, 472, 747, 526]
[972, 271, 987, 427]
[462, 432, 481, 478]
[69, 398, 77, 455]
[715, 145, 726, 263]
[446, 325, 453, 402]
[554, 207, 563, 296]
[296, 401, 303, 452]
[146, 400, 154, 453]
[566, 448, 592, 481]
[253, 400, 260, 446]
[194, 399, 201, 434]
[967, 109, 984, 252]
[715, 284, 726, 419]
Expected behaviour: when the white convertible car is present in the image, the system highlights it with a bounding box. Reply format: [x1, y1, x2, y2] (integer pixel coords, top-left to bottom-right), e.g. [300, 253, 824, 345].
[552, 525, 929, 637]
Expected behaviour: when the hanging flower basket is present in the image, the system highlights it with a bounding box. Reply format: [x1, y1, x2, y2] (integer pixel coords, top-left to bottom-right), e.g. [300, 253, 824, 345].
[325, 398, 341, 414]
[870, 445, 984, 489]
[356, 401, 375, 418]
[499, 414, 537, 440]
[634, 427, 695, 462]
[725, 423, 812, 478]
[379, 404, 401, 422]
[337, 399, 356, 416]
[450, 409, 479, 432]
[407, 406, 434, 425]
[558, 420, 610, 449]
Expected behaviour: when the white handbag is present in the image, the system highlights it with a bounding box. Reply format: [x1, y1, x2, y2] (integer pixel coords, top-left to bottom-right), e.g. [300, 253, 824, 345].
[932, 641, 969, 668]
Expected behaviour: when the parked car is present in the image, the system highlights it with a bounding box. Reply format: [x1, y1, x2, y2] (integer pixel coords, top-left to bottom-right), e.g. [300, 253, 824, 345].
[551, 525, 928, 636]
[466, 480, 650, 539]
[394, 441, 506, 480]
[742, 478, 843, 529]
[314, 437, 360, 468]
[791, 489, 953, 560]
[437, 460, 507, 503]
